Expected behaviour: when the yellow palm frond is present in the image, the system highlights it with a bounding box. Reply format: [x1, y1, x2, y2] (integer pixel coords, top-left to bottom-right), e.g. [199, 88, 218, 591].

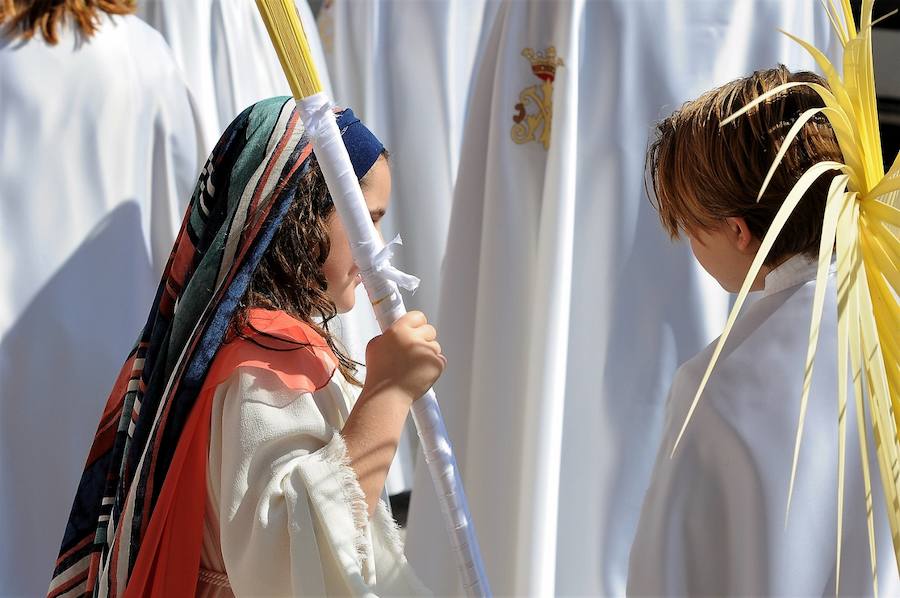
[255, 0, 323, 100]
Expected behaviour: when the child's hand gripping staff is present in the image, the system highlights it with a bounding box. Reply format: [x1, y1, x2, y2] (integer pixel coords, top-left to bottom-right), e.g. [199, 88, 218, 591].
[255, 1, 491, 595]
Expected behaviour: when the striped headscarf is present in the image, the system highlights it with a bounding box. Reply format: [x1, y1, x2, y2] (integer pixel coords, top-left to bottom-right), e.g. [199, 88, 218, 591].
[49, 97, 383, 597]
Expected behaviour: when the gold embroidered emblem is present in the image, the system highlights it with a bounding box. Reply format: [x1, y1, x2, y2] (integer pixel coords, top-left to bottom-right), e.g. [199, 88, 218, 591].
[512, 46, 564, 150]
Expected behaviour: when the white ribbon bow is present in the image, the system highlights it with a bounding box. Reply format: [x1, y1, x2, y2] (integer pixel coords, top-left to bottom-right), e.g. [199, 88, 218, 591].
[301, 98, 333, 140]
[359, 234, 420, 293]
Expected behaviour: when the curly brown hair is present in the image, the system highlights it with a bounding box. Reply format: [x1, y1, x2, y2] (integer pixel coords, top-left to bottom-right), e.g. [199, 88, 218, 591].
[647, 65, 844, 267]
[232, 151, 388, 386]
[0, 0, 135, 44]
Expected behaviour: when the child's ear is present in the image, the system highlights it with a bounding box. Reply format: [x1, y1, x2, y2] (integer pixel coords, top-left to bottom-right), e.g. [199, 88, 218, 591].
[724, 217, 756, 253]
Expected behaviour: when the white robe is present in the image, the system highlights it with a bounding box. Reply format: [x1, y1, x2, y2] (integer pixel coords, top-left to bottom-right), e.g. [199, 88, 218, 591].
[197, 366, 429, 597]
[0, 15, 202, 597]
[628, 256, 900, 597]
[318, 0, 491, 495]
[319, 0, 489, 319]
[404, 2, 837, 595]
[137, 0, 332, 155]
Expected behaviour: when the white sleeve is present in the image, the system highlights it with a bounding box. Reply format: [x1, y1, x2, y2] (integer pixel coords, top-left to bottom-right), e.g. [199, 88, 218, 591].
[212, 367, 376, 597]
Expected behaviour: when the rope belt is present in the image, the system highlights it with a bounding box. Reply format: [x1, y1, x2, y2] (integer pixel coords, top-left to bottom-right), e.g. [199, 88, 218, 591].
[199, 568, 231, 588]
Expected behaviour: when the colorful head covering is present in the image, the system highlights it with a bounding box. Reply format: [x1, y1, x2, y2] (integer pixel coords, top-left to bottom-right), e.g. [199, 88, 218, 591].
[49, 97, 383, 598]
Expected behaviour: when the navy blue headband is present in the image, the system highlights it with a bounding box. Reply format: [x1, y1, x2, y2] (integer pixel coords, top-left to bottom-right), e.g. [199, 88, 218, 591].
[335, 108, 385, 179]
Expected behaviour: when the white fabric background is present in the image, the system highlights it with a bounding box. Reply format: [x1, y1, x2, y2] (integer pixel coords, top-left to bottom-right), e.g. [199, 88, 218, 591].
[0, 15, 202, 596]
[319, 0, 493, 494]
[137, 0, 332, 155]
[404, 1, 836, 595]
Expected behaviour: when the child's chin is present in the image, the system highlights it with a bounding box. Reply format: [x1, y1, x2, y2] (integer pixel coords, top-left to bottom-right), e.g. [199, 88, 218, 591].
[335, 294, 356, 314]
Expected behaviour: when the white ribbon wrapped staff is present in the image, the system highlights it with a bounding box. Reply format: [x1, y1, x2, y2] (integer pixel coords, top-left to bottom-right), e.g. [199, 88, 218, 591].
[255, 1, 491, 595]
[300, 94, 489, 595]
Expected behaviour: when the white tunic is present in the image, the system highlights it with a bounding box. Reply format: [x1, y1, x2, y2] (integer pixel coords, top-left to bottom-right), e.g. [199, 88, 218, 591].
[198, 366, 429, 597]
[628, 256, 900, 596]
[0, 16, 202, 596]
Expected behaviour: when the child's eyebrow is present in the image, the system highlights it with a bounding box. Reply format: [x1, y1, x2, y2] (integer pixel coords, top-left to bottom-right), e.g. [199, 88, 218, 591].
[369, 208, 386, 220]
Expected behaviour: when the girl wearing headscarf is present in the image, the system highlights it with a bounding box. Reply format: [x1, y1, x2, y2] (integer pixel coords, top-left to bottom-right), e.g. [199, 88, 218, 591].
[49, 97, 437, 597]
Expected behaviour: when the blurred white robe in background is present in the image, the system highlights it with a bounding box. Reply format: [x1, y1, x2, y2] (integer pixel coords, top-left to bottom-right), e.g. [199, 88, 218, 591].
[138, 0, 332, 154]
[319, 0, 493, 494]
[0, 14, 202, 596]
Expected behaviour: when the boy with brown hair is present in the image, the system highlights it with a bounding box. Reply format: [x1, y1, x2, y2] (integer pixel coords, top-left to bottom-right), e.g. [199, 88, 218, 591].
[627, 66, 899, 596]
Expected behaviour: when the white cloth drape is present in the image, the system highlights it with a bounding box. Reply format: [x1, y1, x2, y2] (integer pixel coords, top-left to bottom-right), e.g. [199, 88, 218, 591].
[629, 256, 900, 597]
[137, 0, 332, 155]
[319, 0, 489, 319]
[318, 0, 492, 494]
[404, 2, 836, 595]
[0, 16, 202, 596]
